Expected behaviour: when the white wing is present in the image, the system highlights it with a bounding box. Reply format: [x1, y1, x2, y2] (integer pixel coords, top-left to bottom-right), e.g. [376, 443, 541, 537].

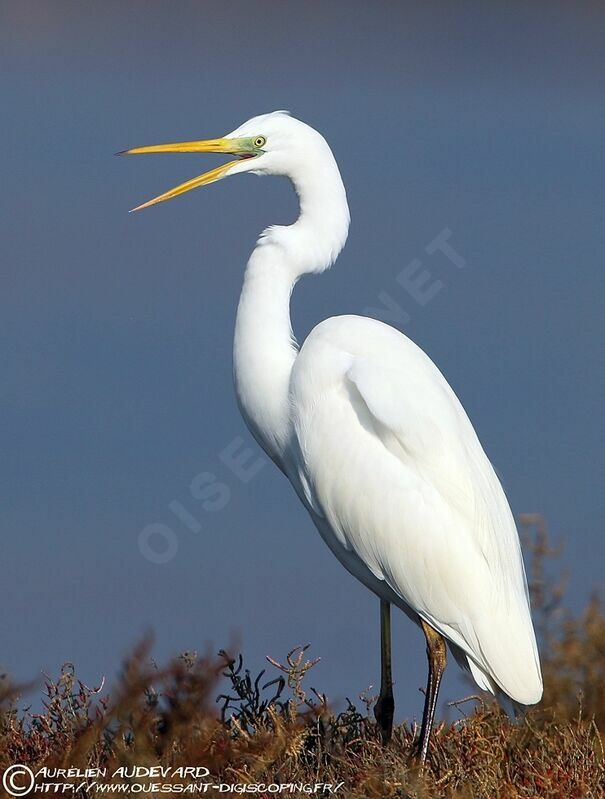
[288, 314, 542, 704]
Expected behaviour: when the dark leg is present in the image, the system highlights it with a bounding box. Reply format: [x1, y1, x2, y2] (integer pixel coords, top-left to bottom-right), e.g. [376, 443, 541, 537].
[416, 618, 447, 764]
[374, 598, 394, 744]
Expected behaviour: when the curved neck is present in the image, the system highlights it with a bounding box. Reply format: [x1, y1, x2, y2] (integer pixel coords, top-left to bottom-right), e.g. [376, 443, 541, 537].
[233, 158, 350, 463]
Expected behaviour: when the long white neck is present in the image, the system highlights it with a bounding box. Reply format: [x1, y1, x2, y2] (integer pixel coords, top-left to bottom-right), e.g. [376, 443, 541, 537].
[233, 153, 350, 464]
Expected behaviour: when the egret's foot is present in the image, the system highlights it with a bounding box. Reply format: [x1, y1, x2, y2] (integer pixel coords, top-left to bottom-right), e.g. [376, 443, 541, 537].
[374, 691, 395, 745]
[408, 735, 429, 767]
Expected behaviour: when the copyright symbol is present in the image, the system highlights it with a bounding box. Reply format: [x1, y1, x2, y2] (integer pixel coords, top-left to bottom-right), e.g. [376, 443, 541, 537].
[2, 764, 35, 796]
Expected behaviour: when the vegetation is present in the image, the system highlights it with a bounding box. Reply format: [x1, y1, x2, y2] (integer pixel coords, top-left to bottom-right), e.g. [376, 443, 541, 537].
[1, 517, 604, 798]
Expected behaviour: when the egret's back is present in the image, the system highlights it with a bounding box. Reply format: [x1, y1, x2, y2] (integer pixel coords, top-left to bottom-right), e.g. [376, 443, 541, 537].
[287, 314, 542, 706]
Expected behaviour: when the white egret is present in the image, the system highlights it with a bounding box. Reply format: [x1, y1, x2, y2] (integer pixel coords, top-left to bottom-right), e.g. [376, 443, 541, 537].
[121, 111, 543, 761]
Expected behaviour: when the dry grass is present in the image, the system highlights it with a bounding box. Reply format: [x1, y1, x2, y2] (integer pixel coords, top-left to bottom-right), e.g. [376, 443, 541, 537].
[1, 517, 604, 798]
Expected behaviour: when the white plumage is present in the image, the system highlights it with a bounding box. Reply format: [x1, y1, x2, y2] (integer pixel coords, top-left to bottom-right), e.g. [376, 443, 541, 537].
[228, 112, 541, 707]
[289, 315, 541, 705]
[124, 109, 542, 757]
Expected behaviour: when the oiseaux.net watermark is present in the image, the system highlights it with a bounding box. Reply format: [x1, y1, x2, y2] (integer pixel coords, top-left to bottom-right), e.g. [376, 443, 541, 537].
[2, 764, 345, 796]
[137, 227, 467, 566]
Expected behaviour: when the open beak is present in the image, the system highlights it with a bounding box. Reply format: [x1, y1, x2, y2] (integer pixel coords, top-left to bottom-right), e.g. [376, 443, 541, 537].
[118, 137, 254, 212]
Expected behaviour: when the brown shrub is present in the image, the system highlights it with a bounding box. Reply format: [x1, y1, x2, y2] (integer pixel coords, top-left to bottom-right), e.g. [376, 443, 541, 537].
[1, 517, 604, 798]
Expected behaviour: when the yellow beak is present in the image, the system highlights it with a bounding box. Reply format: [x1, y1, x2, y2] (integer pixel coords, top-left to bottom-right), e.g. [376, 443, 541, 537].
[118, 137, 253, 212]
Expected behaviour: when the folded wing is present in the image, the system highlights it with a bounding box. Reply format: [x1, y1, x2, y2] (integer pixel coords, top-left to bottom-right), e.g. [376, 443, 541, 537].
[291, 316, 542, 704]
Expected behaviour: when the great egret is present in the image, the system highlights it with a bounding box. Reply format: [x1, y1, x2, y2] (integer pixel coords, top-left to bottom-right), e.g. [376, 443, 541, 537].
[121, 111, 543, 761]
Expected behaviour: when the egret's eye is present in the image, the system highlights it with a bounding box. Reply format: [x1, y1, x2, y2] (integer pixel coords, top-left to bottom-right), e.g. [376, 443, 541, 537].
[254, 136, 266, 148]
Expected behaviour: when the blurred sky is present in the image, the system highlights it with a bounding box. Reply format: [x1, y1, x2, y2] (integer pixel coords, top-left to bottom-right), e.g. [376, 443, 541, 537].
[1, 1, 604, 721]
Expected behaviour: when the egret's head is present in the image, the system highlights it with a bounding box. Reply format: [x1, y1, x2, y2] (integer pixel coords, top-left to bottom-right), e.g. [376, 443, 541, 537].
[119, 110, 328, 212]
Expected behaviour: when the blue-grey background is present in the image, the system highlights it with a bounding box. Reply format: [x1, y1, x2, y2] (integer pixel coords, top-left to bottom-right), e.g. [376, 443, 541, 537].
[1, 1, 604, 720]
